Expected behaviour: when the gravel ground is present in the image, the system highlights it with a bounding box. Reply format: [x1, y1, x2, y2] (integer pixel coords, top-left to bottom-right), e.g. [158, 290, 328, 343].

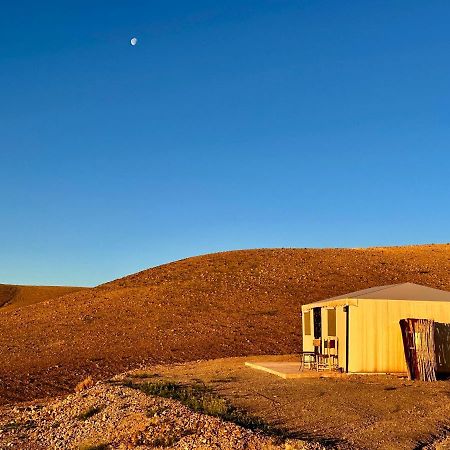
[0, 381, 323, 450]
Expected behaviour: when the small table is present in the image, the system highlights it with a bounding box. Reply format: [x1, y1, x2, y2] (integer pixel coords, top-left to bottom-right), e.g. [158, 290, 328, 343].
[299, 351, 316, 371]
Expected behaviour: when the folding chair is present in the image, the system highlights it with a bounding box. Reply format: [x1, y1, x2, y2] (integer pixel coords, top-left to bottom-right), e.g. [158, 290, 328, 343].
[323, 338, 339, 370]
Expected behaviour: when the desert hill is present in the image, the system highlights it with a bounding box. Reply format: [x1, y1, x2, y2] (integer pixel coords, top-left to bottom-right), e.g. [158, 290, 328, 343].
[0, 244, 449, 404]
[0, 284, 85, 313]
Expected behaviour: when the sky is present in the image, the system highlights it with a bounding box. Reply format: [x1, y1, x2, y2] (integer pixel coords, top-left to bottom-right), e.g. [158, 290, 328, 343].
[1, 1, 449, 286]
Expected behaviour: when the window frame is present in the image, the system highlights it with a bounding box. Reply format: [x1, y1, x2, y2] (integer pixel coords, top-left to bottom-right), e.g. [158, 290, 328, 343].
[327, 308, 337, 336]
[303, 310, 312, 336]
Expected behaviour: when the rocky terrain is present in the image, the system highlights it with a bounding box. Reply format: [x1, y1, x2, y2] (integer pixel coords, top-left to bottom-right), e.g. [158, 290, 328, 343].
[0, 245, 449, 404]
[1, 356, 450, 450]
[0, 378, 323, 450]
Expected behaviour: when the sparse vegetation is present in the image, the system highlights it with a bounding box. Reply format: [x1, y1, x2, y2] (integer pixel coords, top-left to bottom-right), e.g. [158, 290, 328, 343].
[1, 420, 36, 432]
[1, 421, 20, 432]
[130, 380, 278, 435]
[130, 372, 161, 379]
[78, 443, 109, 450]
[77, 406, 102, 421]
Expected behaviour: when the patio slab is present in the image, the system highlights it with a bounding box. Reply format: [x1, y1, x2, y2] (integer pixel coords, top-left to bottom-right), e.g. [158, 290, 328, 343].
[244, 361, 345, 379]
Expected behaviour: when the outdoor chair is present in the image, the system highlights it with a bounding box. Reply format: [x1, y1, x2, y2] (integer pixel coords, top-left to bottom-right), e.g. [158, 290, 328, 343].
[299, 339, 321, 371]
[299, 351, 316, 371]
[321, 338, 339, 370]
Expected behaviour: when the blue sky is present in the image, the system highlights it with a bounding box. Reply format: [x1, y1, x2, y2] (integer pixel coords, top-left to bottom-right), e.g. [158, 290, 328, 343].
[1, 1, 449, 286]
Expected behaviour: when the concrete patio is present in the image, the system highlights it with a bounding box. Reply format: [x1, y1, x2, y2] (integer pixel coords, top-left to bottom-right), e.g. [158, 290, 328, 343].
[244, 361, 345, 379]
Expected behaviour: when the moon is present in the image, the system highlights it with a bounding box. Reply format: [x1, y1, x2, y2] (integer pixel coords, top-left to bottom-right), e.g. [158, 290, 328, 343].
[130, 37, 137, 46]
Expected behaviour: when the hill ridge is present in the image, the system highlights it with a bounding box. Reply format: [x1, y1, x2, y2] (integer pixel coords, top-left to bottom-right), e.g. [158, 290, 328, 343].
[0, 283, 85, 312]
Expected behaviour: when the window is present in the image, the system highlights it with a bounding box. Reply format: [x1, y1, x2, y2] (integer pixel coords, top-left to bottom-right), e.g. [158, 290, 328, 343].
[313, 307, 322, 339]
[304, 311, 311, 336]
[327, 308, 336, 336]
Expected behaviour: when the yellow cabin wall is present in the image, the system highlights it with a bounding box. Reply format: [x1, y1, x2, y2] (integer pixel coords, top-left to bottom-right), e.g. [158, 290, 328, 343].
[348, 299, 450, 373]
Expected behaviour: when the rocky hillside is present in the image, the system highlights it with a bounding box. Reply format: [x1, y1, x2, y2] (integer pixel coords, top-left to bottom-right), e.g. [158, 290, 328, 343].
[0, 245, 449, 404]
[0, 284, 85, 313]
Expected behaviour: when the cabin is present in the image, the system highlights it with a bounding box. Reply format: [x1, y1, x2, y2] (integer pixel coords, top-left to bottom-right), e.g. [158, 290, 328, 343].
[301, 283, 450, 374]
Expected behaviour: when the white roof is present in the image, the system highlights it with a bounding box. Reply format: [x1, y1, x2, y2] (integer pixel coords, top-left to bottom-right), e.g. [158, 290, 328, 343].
[302, 283, 450, 310]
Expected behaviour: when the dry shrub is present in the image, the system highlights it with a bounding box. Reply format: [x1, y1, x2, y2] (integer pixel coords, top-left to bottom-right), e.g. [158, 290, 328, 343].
[78, 442, 109, 450]
[77, 406, 102, 421]
[75, 376, 94, 393]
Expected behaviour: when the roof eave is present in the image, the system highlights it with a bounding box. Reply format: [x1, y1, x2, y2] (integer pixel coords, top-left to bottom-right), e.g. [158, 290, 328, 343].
[302, 298, 359, 311]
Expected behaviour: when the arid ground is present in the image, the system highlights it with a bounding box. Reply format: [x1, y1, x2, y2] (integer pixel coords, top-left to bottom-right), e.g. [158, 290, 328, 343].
[0, 244, 449, 405]
[126, 355, 450, 450]
[1, 356, 449, 449]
